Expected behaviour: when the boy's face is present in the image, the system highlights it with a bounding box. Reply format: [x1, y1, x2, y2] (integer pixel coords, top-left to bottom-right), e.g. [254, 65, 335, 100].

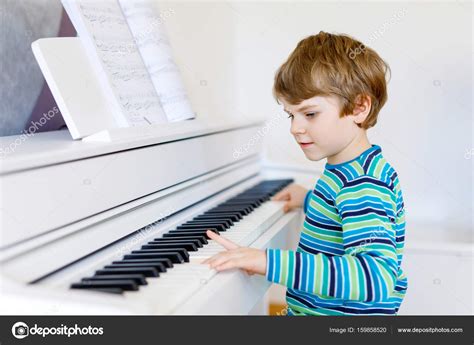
[281, 95, 360, 162]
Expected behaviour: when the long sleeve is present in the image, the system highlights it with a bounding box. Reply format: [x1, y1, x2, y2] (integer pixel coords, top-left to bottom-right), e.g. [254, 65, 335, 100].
[303, 189, 312, 214]
[266, 177, 400, 302]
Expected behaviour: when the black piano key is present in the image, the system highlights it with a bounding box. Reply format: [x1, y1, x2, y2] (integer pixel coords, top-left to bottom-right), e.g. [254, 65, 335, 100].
[112, 259, 173, 269]
[241, 196, 270, 202]
[208, 205, 250, 211]
[93, 288, 124, 294]
[205, 208, 247, 214]
[221, 201, 260, 208]
[132, 248, 189, 262]
[209, 207, 250, 215]
[166, 229, 218, 235]
[95, 267, 159, 278]
[247, 192, 272, 197]
[82, 274, 147, 285]
[149, 238, 204, 248]
[124, 252, 184, 264]
[231, 197, 262, 202]
[142, 242, 198, 251]
[180, 221, 229, 229]
[153, 235, 208, 245]
[71, 280, 138, 291]
[204, 211, 243, 220]
[218, 202, 254, 208]
[165, 231, 216, 239]
[176, 224, 225, 232]
[193, 215, 238, 223]
[105, 263, 167, 273]
[216, 204, 255, 211]
[230, 196, 265, 202]
[226, 195, 264, 200]
[228, 196, 264, 201]
[183, 220, 231, 229]
[190, 218, 233, 226]
[248, 186, 282, 190]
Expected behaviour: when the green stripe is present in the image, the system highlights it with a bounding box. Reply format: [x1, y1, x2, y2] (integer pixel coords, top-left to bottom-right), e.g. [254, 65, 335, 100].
[281, 251, 288, 285]
[320, 174, 339, 192]
[313, 201, 340, 223]
[348, 257, 358, 300]
[321, 255, 329, 296]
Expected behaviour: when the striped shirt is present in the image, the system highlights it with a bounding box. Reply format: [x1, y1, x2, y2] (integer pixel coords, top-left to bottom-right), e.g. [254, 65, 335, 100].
[266, 144, 408, 315]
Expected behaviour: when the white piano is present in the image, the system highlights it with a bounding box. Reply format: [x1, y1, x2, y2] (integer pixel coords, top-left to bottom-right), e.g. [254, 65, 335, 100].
[0, 120, 315, 315]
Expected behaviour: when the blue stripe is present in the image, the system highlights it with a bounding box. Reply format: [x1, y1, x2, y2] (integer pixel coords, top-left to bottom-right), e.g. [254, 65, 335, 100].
[275, 249, 281, 283]
[329, 258, 336, 296]
[305, 216, 342, 231]
[342, 208, 387, 218]
[301, 251, 308, 291]
[330, 169, 348, 185]
[344, 176, 391, 190]
[359, 256, 373, 301]
[267, 249, 274, 281]
[362, 148, 381, 172]
[294, 252, 301, 289]
[342, 258, 350, 299]
[334, 257, 343, 298]
[314, 190, 334, 206]
[345, 238, 394, 249]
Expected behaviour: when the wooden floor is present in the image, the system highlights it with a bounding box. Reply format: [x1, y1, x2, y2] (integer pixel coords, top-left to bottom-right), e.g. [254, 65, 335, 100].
[268, 303, 287, 316]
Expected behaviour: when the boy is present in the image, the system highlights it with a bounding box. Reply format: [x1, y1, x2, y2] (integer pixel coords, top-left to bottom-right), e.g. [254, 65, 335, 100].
[202, 31, 408, 315]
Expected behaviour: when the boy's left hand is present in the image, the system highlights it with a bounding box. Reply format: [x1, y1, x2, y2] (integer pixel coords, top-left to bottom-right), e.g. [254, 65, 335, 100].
[202, 230, 267, 276]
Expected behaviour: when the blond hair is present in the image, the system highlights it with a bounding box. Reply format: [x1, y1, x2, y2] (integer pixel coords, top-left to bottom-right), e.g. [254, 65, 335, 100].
[273, 31, 390, 129]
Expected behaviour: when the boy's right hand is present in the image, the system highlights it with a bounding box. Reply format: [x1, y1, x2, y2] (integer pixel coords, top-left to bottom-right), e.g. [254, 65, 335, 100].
[271, 183, 309, 213]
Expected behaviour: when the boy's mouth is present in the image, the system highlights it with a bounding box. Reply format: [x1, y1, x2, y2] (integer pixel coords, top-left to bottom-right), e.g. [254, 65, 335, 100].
[298, 141, 314, 148]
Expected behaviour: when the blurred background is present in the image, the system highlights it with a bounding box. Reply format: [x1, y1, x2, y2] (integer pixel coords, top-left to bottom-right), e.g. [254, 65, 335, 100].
[1, 0, 472, 314]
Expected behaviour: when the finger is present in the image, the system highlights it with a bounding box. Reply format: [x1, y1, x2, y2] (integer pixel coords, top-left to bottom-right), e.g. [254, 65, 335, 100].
[206, 230, 239, 250]
[282, 202, 292, 213]
[208, 251, 242, 268]
[202, 250, 227, 265]
[202, 249, 237, 266]
[272, 190, 290, 201]
[214, 258, 241, 272]
[205, 255, 228, 269]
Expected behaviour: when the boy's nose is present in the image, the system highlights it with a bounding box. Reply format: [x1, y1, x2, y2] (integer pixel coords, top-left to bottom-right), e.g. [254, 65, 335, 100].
[290, 120, 307, 135]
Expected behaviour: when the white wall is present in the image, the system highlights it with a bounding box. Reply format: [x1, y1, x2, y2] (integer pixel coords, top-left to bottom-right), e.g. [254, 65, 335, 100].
[162, 0, 473, 238]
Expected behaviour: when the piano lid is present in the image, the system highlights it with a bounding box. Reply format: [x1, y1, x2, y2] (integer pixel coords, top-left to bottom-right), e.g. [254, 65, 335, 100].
[0, 119, 263, 175]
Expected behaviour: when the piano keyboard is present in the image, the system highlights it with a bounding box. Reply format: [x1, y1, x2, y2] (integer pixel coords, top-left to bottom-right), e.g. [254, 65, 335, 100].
[70, 179, 293, 300]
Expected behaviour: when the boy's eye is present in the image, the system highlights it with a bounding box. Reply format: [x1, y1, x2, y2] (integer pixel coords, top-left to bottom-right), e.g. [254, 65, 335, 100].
[306, 112, 316, 117]
[287, 114, 293, 119]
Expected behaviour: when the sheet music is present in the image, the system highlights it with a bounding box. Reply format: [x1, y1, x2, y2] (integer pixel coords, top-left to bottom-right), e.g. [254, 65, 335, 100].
[62, 0, 167, 127]
[118, 0, 195, 122]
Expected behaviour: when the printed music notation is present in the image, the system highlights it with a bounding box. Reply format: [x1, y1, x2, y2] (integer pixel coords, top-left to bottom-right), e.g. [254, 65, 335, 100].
[67, 0, 168, 126]
[118, 0, 195, 122]
[62, 0, 195, 126]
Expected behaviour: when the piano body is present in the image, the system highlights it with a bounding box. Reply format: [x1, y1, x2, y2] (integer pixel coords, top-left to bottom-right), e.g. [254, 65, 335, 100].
[0, 120, 316, 315]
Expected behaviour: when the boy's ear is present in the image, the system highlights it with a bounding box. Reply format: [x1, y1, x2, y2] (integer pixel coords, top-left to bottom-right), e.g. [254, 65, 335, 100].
[351, 94, 372, 125]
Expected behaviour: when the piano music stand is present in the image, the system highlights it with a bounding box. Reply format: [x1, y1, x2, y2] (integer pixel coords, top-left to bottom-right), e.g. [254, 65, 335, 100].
[32, 37, 117, 140]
